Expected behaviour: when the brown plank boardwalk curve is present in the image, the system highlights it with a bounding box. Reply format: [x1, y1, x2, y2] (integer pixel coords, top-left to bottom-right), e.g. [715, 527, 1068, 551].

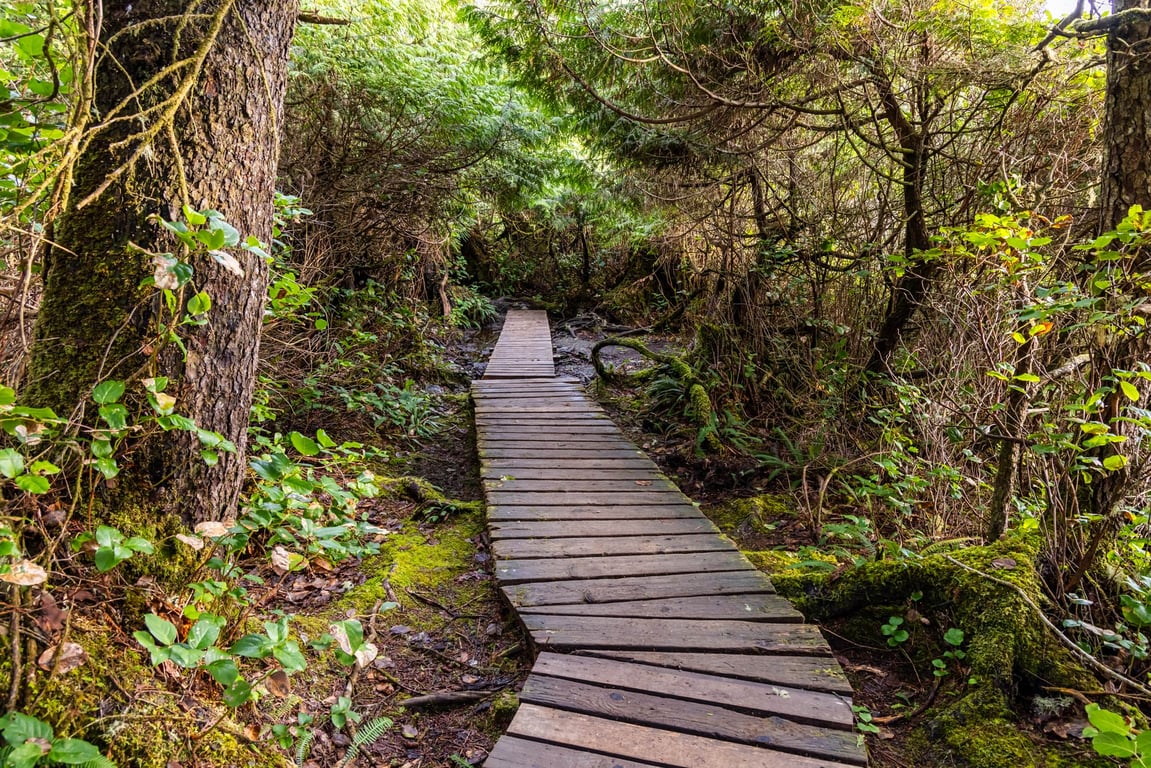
[474, 310, 866, 768]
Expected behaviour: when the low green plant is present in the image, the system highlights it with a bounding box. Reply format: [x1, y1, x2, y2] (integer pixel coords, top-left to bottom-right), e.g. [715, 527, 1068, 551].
[881, 616, 909, 647]
[0, 712, 111, 767]
[931, 627, 967, 677]
[1083, 703, 1151, 766]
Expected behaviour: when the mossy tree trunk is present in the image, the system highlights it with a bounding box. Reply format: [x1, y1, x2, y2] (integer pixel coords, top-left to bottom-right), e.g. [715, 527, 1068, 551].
[24, 0, 298, 524]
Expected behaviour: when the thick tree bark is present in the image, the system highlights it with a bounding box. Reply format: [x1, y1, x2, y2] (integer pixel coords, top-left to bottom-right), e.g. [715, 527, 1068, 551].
[25, 0, 298, 524]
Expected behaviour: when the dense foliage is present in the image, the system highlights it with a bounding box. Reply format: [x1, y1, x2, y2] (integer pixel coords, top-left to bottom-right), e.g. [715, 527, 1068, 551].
[0, 0, 1149, 765]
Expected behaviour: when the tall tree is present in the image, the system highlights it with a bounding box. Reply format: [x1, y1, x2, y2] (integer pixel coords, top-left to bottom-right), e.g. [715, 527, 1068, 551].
[24, 0, 298, 524]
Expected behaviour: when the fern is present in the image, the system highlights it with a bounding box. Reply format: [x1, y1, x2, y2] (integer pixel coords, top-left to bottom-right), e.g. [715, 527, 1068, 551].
[265, 693, 303, 722]
[336, 717, 393, 768]
[295, 728, 315, 767]
[79, 758, 117, 768]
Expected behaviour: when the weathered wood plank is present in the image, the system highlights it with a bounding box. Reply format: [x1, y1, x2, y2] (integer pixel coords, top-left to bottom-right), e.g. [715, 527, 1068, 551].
[492, 534, 736, 560]
[486, 479, 676, 492]
[506, 705, 860, 768]
[518, 594, 801, 623]
[482, 459, 658, 471]
[497, 551, 753, 584]
[530, 653, 853, 728]
[480, 432, 627, 442]
[487, 491, 691, 506]
[482, 448, 644, 459]
[584, 651, 854, 695]
[481, 441, 640, 453]
[520, 675, 864, 764]
[482, 467, 668, 481]
[484, 737, 663, 768]
[521, 615, 832, 655]
[502, 570, 777, 608]
[487, 504, 701, 522]
[489, 518, 720, 539]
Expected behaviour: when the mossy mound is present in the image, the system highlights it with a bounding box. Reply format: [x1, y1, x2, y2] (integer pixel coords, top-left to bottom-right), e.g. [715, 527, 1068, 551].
[705, 493, 795, 536]
[771, 534, 1102, 768]
[11, 620, 287, 768]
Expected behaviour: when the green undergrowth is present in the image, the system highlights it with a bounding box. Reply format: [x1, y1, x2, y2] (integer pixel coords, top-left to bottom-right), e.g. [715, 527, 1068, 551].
[710, 493, 1103, 767]
[766, 535, 1101, 767]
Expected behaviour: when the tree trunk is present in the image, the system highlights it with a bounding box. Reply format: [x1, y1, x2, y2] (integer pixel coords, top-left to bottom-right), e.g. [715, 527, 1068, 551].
[25, 0, 298, 525]
[863, 69, 933, 379]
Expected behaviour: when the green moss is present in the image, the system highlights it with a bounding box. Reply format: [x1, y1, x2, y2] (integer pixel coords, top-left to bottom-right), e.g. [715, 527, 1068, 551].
[20, 623, 288, 768]
[705, 494, 795, 535]
[744, 548, 836, 573]
[764, 534, 1102, 767]
[340, 508, 484, 610]
[490, 691, 519, 727]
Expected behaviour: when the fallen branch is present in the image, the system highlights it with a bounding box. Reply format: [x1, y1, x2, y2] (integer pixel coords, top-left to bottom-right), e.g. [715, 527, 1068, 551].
[398, 691, 490, 709]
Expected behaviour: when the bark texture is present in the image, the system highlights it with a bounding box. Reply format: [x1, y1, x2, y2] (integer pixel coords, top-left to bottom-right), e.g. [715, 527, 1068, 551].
[25, 0, 298, 524]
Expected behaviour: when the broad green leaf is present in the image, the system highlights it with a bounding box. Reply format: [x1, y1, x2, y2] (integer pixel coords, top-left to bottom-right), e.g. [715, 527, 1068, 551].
[15, 474, 50, 494]
[1104, 455, 1128, 471]
[1087, 704, 1131, 736]
[207, 658, 240, 687]
[290, 431, 321, 456]
[1092, 731, 1137, 757]
[1120, 381, 1140, 402]
[229, 634, 269, 658]
[222, 678, 253, 707]
[92, 380, 126, 404]
[99, 403, 129, 430]
[47, 738, 103, 764]
[0, 447, 24, 478]
[145, 614, 178, 645]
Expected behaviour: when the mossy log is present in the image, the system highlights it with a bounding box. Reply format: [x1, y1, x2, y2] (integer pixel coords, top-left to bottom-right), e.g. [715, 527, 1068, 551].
[591, 337, 720, 451]
[771, 535, 1103, 768]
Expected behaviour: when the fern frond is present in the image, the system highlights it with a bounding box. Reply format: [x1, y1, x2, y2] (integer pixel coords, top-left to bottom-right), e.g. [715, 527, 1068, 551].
[79, 758, 117, 768]
[336, 717, 392, 768]
[295, 728, 315, 767]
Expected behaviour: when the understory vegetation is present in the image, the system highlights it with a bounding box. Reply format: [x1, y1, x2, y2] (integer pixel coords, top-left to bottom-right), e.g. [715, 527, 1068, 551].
[0, 0, 1150, 765]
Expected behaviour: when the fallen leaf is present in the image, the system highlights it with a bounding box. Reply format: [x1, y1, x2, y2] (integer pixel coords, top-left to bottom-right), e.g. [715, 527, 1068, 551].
[194, 521, 230, 538]
[990, 557, 1017, 570]
[635, 480, 653, 486]
[266, 670, 291, 698]
[270, 546, 292, 573]
[1, 559, 47, 586]
[330, 622, 354, 654]
[36, 592, 68, 634]
[354, 642, 378, 668]
[37, 642, 88, 674]
[401, 724, 419, 739]
[175, 534, 205, 551]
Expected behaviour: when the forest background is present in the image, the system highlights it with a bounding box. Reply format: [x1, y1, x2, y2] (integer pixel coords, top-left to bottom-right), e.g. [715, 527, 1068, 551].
[0, 0, 1150, 765]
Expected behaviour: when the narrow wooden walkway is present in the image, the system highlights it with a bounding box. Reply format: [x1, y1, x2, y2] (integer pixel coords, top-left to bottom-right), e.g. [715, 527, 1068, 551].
[473, 310, 866, 768]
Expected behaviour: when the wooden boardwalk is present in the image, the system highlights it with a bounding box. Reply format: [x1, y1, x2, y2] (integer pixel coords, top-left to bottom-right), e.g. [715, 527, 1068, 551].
[474, 310, 866, 768]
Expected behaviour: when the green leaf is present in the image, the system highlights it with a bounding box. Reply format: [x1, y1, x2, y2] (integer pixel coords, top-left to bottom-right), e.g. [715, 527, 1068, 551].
[1087, 704, 1131, 736]
[124, 537, 154, 554]
[316, 429, 336, 448]
[47, 738, 102, 764]
[274, 641, 307, 673]
[229, 634, 270, 658]
[182, 205, 207, 225]
[207, 658, 240, 688]
[201, 449, 219, 466]
[93, 547, 124, 572]
[6, 741, 47, 768]
[15, 474, 50, 494]
[290, 431, 321, 457]
[1103, 455, 1128, 471]
[1092, 731, 1137, 758]
[222, 678, 253, 707]
[0, 386, 16, 405]
[0, 447, 25, 478]
[95, 457, 120, 479]
[187, 290, 212, 315]
[92, 380, 126, 404]
[1, 711, 53, 743]
[187, 617, 222, 650]
[1120, 381, 1140, 402]
[99, 403, 129, 430]
[943, 628, 964, 646]
[145, 614, 178, 646]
